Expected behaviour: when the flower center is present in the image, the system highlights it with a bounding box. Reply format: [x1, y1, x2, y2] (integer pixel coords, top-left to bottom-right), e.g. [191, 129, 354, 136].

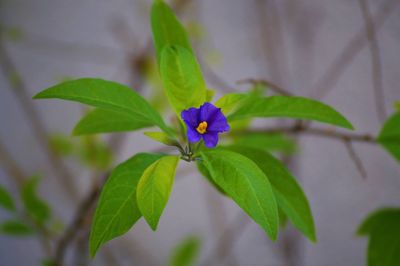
[196, 121, 208, 134]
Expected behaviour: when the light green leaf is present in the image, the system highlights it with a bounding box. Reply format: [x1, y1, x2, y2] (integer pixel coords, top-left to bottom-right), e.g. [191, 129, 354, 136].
[73, 108, 153, 135]
[214, 92, 249, 115]
[199, 149, 279, 240]
[357, 208, 400, 266]
[144, 131, 181, 147]
[33, 78, 172, 135]
[206, 89, 215, 102]
[151, 0, 193, 64]
[49, 134, 74, 156]
[394, 101, 400, 112]
[0, 185, 15, 211]
[0, 220, 34, 236]
[233, 133, 297, 154]
[90, 153, 165, 257]
[228, 96, 354, 129]
[79, 136, 113, 170]
[169, 236, 201, 266]
[378, 112, 400, 162]
[226, 146, 316, 242]
[137, 155, 180, 230]
[21, 176, 51, 225]
[196, 161, 226, 196]
[160, 45, 206, 115]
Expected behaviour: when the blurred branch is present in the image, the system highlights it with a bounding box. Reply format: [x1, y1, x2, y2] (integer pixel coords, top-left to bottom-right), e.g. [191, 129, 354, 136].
[0, 140, 25, 186]
[343, 140, 367, 179]
[309, 0, 399, 99]
[0, 39, 78, 198]
[237, 78, 293, 96]
[358, 0, 387, 122]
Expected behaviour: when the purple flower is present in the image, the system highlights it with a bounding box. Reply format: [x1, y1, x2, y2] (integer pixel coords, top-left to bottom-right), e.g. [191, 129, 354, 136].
[181, 102, 230, 148]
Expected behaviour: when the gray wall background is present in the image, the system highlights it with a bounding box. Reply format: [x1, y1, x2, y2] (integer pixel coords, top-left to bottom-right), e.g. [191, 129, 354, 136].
[1, 0, 399, 265]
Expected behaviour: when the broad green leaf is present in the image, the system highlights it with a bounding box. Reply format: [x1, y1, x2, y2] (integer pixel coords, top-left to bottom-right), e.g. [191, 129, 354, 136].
[160, 45, 206, 115]
[90, 153, 165, 257]
[394, 101, 400, 111]
[151, 0, 193, 64]
[199, 149, 279, 240]
[137, 155, 180, 230]
[226, 146, 316, 242]
[206, 89, 215, 102]
[357, 208, 400, 266]
[228, 96, 354, 129]
[0, 185, 15, 211]
[214, 93, 249, 115]
[0, 220, 34, 236]
[169, 236, 201, 266]
[144, 131, 180, 147]
[377, 112, 400, 162]
[233, 133, 297, 154]
[73, 108, 152, 135]
[33, 78, 172, 135]
[21, 176, 51, 225]
[196, 161, 226, 196]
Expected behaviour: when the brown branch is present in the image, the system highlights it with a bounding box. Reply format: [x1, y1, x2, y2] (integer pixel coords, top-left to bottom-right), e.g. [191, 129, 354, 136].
[309, 0, 399, 100]
[0, 40, 78, 198]
[343, 140, 367, 179]
[236, 78, 293, 96]
[358, 0, 387, 122]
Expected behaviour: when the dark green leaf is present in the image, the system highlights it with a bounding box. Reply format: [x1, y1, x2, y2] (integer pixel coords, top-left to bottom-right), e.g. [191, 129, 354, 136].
[90, 153, 165, 257]
[137, 155, 180, 230]
[160, 45, 206, 114]
[228, 96, 354, 129]
[33, 78, 172, 135]
[21, 176, 51, 225]
[169, 236, 201, 266]
[357, 208, 400, 266]
[199, 149, 279, 240]
[73, 108, 153, 135]
[151, 0, 193, 64]
[0, 220, 34, 236]
[378, 112, 400, 162]
[0, 185, 15, 211]
[226, 146, 316, 242]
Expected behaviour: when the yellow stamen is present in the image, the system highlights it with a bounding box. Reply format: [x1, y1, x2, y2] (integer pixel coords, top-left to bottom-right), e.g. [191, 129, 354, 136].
[196, 121, 208, 134]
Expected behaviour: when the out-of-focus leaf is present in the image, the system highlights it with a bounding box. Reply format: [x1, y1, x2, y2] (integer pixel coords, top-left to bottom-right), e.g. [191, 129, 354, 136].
[49, 134, 74, 156]
[0, 185, 15, 211]
[90, 153, 165, 257]
[21, 176, 51, 225]
[206, 89, 215, 102]
[137, 155, 180, 230]
[73, 108, 153, 135]
[377, 112, 400, 162]
[357, 208, 400, 266]
[199, 149, 278, 240]
[160, 45, 206, 115]
[144, 132, 180, 147]
[169, 236, 201, 266]
[233, 133, 297, 154]
[226, 146, 316, 242]
[228, 96, 354, 130]
[0, 220, 34, 236]
[196, 161, 226, 195]
[33, 78, 172, 135]
[151, 0, 193, 64]
[394, 101, 400, 112]
[215, 93, 249, 115]
[79, 136, 112, 170]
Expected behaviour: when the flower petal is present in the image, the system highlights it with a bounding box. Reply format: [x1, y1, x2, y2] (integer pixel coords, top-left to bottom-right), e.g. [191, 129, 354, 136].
[203, 132, 219, 148]
[207, 109, 230, 133]
[187, 127, 201, 143]
[199, 102, 219, 122]
[181, 107, 200, 128]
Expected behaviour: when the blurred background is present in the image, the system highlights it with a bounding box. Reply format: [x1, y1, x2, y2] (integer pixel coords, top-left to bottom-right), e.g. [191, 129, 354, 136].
[1, 0, 400, 265]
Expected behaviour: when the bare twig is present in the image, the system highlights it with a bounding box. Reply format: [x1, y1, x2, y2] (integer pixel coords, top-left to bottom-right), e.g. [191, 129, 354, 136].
[343, 140, 367, 179]
[358, 0, 387, 122]
[237, 78, 293, 96]
[0, 140, 25, 186]
[309, 0, 399, 100]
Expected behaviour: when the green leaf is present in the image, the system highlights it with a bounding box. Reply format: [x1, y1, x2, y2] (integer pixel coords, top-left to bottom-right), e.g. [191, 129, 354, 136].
[214, 92, 250, 115]
[21, 176, 51, 225]
[357, 208, 400, 266]
[0, 220, 34, 236]
[228, 96, 354, 129]
[226, 146, 316, 242]
[169, 236, 201, 266]
[151, 0, 193, 64]
[206, 89, 215, 102]
[377, 112, 400, 162]
[73, 108, 153, 135]
[79, 136, 113, 170]
[394, 101, 400, 112]
[199, 149, 279, 240]
[196, 161, 226, 196]
[0, 185, 15, 211]
[160, 45, 206, 115]
[33, 78, 172, 135]
[137, 155, 180, 230]
[233, 133, 297, 154]
[144, 131, 181, 147]
[49, 134, 74, 155]
[90, 153, 165, 257]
